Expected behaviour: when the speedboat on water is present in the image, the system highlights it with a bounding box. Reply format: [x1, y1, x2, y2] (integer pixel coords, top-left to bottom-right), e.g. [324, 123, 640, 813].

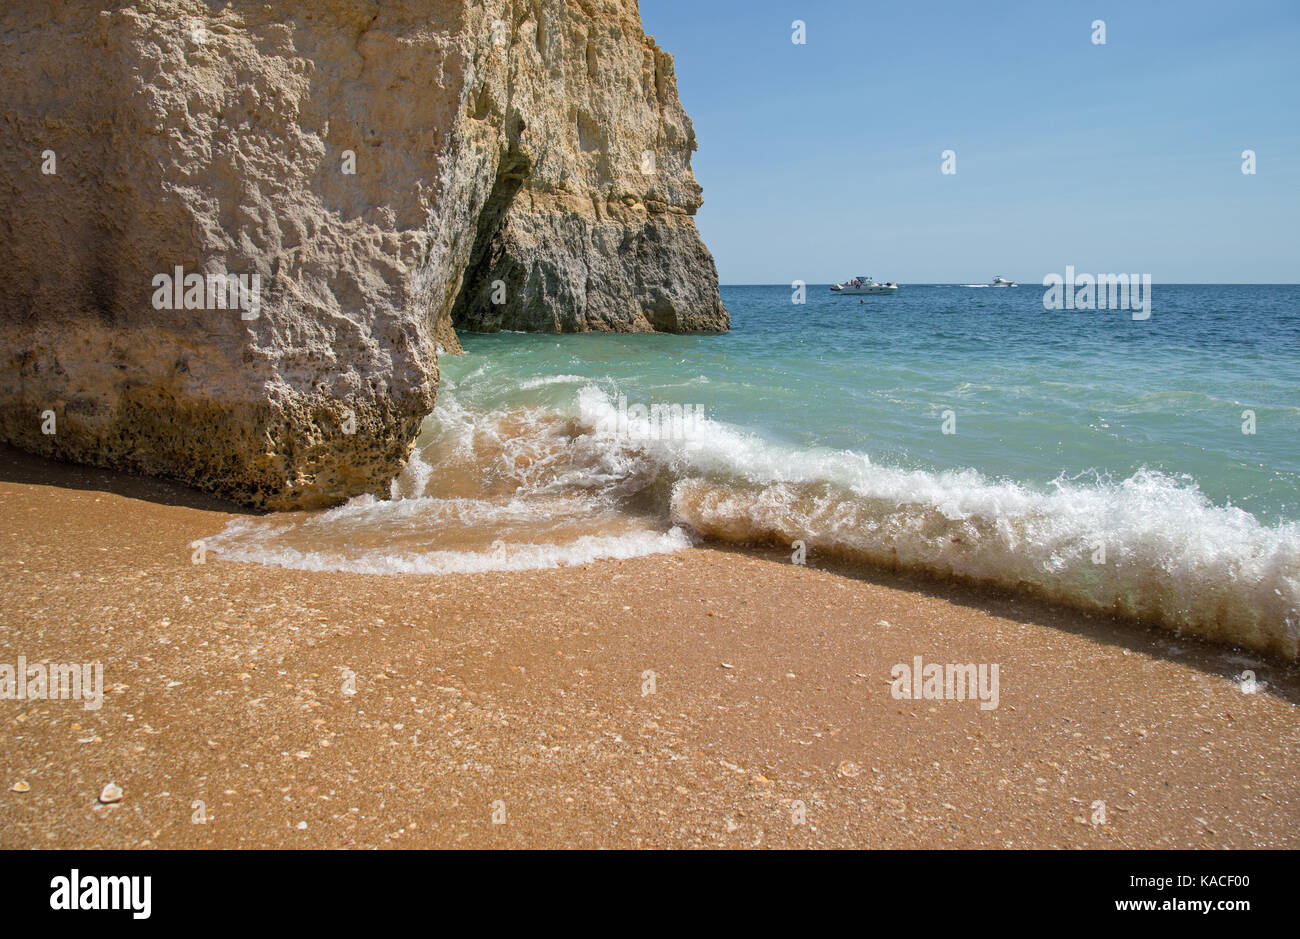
[990, 276, 1016, 287]
[831, 276, 899, 295]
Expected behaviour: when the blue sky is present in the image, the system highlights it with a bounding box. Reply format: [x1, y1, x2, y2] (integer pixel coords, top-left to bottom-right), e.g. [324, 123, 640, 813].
[639, 0, 1300, 284]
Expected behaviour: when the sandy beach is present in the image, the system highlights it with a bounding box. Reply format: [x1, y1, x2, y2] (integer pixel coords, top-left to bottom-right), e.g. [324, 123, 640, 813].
[0, 444, 1296, 849]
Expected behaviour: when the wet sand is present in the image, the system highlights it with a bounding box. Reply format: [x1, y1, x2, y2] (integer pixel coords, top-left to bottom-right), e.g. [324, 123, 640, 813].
[1, 445, 1296, 848]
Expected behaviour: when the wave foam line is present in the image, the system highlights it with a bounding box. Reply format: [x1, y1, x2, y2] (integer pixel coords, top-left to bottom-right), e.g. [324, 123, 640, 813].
[670, 468, 1300, 660]
[207, 523, 694, 575]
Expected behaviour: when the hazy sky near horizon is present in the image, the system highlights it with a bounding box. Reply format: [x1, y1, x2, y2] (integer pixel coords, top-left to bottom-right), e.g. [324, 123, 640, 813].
[639, 0, 1300, 284]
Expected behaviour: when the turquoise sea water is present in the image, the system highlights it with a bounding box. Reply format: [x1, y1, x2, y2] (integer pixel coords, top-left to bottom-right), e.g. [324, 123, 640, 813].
[210, 284, 1300, 656]
[448, 283, 1300, 520]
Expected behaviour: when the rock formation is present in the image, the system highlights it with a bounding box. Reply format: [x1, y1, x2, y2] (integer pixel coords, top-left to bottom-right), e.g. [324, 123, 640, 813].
[0, 0, 727, 509]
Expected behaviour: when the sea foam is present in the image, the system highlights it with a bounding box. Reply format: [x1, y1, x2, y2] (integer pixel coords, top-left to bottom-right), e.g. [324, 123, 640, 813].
[208, 381, 1300, 659]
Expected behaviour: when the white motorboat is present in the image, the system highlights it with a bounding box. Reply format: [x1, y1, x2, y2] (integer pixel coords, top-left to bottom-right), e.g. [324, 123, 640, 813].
[831, 276, 899, 295]
[990, 276, 1016, 287]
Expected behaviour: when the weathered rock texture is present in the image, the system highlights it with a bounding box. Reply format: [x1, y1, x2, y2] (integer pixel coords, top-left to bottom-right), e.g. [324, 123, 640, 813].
[0, 0, 727, 509]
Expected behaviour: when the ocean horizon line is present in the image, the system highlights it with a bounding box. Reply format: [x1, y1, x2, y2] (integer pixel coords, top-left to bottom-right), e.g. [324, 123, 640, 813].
[718, 281, 1300, 288]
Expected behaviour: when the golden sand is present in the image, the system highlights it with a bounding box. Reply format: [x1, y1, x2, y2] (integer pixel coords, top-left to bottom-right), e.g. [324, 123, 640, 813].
[0, 446, 1296, 848]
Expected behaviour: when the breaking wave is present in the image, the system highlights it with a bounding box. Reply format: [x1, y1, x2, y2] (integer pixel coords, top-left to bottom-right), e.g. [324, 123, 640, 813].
[207, 377, 1300, 659]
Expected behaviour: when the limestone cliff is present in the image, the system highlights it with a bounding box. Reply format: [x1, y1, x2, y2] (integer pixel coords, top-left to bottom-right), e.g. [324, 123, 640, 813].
[0, 0, 727, 510]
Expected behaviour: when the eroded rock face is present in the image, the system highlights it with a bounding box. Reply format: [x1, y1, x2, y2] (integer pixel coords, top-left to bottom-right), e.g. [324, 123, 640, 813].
[449, 11, 728, 333]
[0, 0, 727, 509]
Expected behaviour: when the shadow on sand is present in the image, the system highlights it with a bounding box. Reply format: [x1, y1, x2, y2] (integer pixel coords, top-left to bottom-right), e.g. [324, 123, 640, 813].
[701, 541, 1300, 706]
[0, 443, 257, 515]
